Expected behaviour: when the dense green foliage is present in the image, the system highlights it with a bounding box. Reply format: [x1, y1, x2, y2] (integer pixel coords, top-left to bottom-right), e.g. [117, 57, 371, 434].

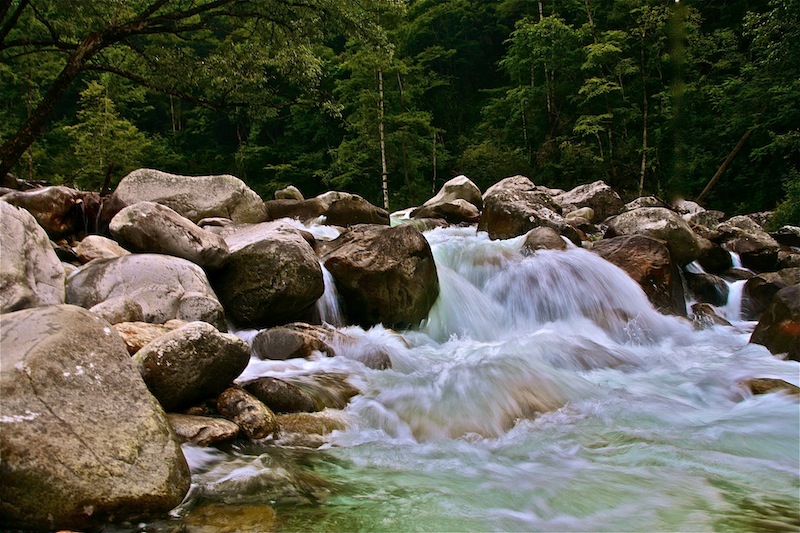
[1, 0, 798, 218]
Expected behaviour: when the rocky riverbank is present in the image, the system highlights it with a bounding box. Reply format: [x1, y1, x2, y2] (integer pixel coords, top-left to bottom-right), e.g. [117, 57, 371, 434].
[1, 169, 798, 530]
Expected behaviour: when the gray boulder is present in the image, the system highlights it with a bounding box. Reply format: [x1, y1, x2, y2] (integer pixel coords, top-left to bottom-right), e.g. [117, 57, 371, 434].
[109, 201, 229, 269]
[211, 221, 324, 328]
[112, 168, 266, 224]
[605, 207, 701, 265]
[556, 180, 624, 221]
[0, 305, 190, 530]
[412, 175, 483, 223]
[624, 196, 666, 211]
[322, 224, 439, 327]
[425, 175, 483, 210]
[478, 175, 580, 243]
[133, 321, 251, 411]
[0, 201, 65, 313]
[66, 253, 226, 329]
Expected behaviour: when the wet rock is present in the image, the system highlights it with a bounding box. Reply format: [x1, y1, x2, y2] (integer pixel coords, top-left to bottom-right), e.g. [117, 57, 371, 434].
[184, 502, 278, 533]
[211, 221, 323, 328]
[113, 320, 188, 354]
[749, 285, 800, 361]
[109, 201, 229, 269]
[739, 377, 800, 397]
[275, 412, 348, 447]
[75, 234, 130, 263]
[479, 176, 580, 243]
[216, 386, 279, 440]
[243, 377, 319, 413]
[716, 215, 780, 272]
[521, 227, 568, 254]
[605, 207, 701, 266]
[0, 186, 99, 239]
[133, 322, 250, 411]
[325, 195, 390, 226]
[685, 272, 730, 307]
[281, 373, 361, 410]
[275, 185, 304, 201]
[590, 234, 686, 316]
[252, 323, 340, 360]
[691, 303, 732, 329]
[696, 237, 734, 274]
[0, 305, 189, 530]
[166, 414, 240, 446]
[0, 201, 65, 313]
[556, 180, 624, 221]
[322, 224, 439, 327]
[742, 269, 800, 320]
[112, 168, 267, 224]
[66, 254, 226, 329]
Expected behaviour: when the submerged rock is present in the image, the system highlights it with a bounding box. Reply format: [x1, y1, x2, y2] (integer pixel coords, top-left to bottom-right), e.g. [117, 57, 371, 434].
[0, 305, 189, 530]
[0, 201, 65, 313]
[244, 376, 319, 413]
[691, 302, 732, 329]
[739, 377, 800, 397]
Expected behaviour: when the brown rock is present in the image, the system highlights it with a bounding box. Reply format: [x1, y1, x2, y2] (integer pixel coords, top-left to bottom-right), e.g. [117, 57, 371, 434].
[749, 284, 800, 360]
[216, 386, 279, 440]
[113, 320, 187, 354]
[521, 227, 568, 255]
[739, 377, 800, 397]
[244, 377, 319, 413]
[166, 413, 240, 446]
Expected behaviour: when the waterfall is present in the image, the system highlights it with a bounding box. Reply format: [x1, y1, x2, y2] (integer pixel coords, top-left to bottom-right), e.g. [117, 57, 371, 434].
[313, 262, 344, 327]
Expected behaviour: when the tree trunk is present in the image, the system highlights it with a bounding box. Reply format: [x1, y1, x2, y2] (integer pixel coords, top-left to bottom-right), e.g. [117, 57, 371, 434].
[432, 131, 437, 194]
[638, 86, 648, 197]
[0, 33, 104, 178]
[696, 127, 754, 204]
[378, 68, 389, 211]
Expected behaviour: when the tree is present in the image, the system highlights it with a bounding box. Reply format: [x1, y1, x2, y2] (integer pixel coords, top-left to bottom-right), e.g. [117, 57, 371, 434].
[0, 0, 396, 179]
[63, 78, 150, 193]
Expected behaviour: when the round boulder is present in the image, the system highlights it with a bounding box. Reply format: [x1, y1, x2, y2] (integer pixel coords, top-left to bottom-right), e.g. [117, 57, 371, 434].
[556, 180, 624, 221]
[65, 254, 226, 329]
[325, 195, 390, 226]
[75, 234, 130, 263]
[210, 222, 324, 328]
[133, 321, 251, 411]
[0, 305, 190, 530]
[110, 201, 229, 269]
[322, 224, 439, 327]
[605, 207, 701, 266]
[216, 386, 279, 440]
[112, 168, 267, 224]
[0, 201, 65, 313]
[521, 227, 568, 254]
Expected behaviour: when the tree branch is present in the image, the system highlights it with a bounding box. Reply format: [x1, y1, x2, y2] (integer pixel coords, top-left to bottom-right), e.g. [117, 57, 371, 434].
[0, 0, 29, 48]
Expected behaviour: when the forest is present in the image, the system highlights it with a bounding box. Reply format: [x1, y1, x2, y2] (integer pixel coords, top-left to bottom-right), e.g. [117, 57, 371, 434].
[1, 0, 798, 227]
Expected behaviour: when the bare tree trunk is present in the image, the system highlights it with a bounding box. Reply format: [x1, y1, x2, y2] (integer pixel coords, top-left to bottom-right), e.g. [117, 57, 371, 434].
[638, 86, 648, 197]
[432, 131, 437, 194]
[696, 127, 753, 203]
[378, 68, 389, 210]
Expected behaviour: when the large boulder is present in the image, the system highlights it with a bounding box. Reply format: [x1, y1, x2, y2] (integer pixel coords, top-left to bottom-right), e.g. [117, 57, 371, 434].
[322, 224, 439, 327]
[590, 234, 686, 316]
[210, 221, 324, 328]
[109, 201, 229, 269]
[65, 254, 226, 329]
[742, 268, 800, 320]
[0, 186, 101, 239]
[112, 168, 266, 224]
[556, 180, 624, 221]
[605, 207, 701, 265]
[0, 305, 190, 530]
[325, 195, 390, 226]
[478, 175, 580, 243]
[715, 215, 780, 272]
[412, 175, 483, 223]
[275, 185, 304, 201]
[750, 285, 800, 361]
[133, 321, 251, 411]
[264, 198, 327, 222]
[685, 272, 730, 307]
[0, 201, 65, 313]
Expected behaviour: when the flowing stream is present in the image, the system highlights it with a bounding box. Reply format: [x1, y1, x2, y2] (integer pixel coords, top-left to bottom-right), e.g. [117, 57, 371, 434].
[146, 226, 798, 532]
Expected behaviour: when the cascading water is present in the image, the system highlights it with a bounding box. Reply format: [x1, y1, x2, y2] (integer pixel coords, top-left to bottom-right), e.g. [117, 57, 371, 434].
[147, 226, 798, 532]
[312, 263, 345, 327]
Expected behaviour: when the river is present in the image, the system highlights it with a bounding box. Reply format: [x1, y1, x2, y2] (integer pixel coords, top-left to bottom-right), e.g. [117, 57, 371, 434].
[141, 225, 799, 532]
